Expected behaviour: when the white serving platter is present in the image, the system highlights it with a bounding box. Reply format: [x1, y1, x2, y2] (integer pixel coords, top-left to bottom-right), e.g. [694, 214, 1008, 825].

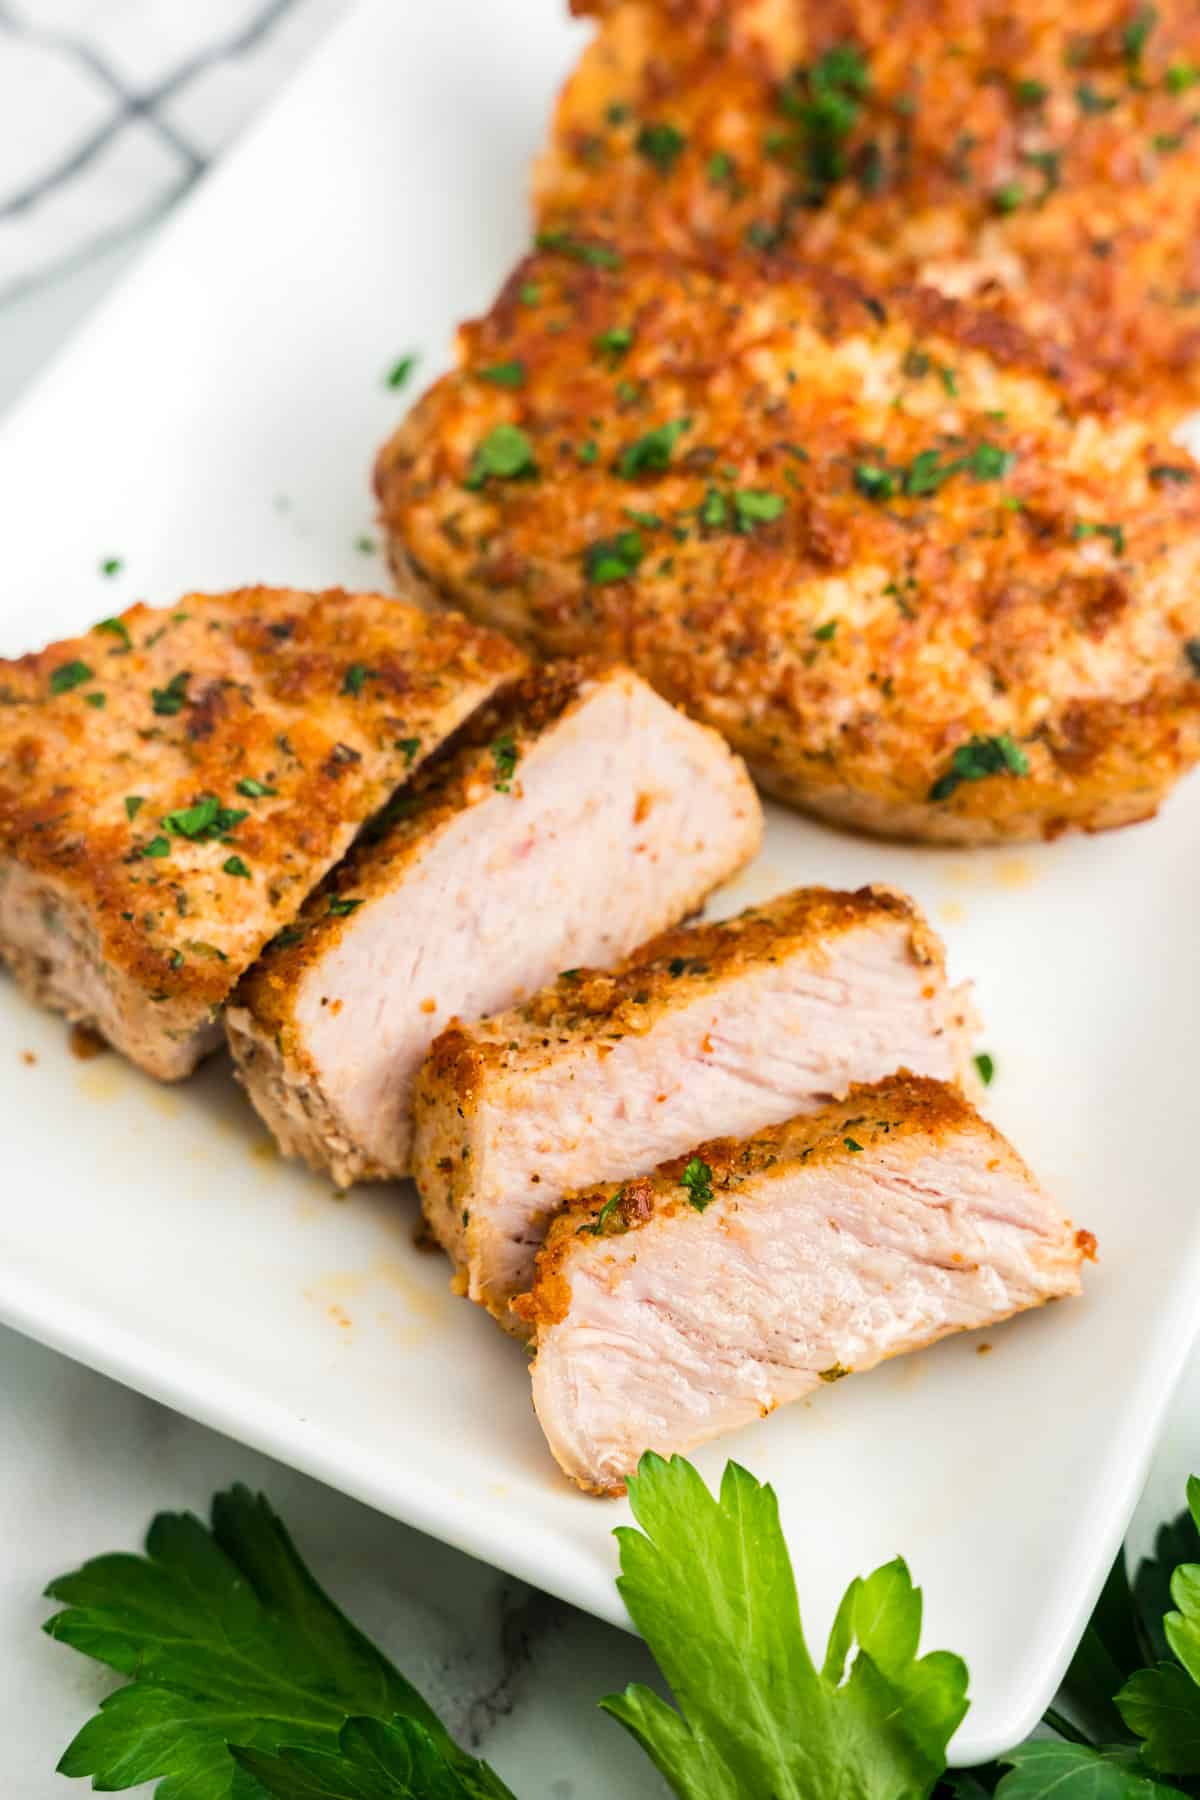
[1, 0, 1198, 1765]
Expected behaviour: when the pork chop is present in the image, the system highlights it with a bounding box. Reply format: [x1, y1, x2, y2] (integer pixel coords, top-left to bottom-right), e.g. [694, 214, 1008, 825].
[538, 0, 1200, 423]
[521, 1073, 1089, 1493]
[227, 661, 761, 1184]
[415, 885, 975, 1332]
[0, 587, 524, 1079]
[377, 246, 1200, 843]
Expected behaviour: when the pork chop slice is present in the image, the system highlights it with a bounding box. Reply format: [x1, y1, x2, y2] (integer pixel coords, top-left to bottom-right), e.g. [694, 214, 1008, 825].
[226, 661, 761, 1185]
[522, 1074, 1090, 1494]
[415, 886, 975, 1334]
[0, 587, 523, 1079]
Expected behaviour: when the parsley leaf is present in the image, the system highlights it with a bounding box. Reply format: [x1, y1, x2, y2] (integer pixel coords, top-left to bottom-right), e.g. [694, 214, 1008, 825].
[237, 777, 277, 798]
[160, 797, 248, 841]
[124, 796, 144, 822]
[1117, 1479, 1200, 1774]
[99, 557, 124, 577]
[223, 856, 252, 879]
[602, 1455, 968, 1799]
[342, 663, 368, 697]
[995, 1742, 1182, 1796]
[584, 529, 644, 584]
[929, 734, 1030, 803]
[594, 325, 634, 363]
[234, 1714, 515, 1799]
[1074, 521, 1127, 556]
[385, 354, 418, 390]
[49, 660, 93, 694]
[974, 1052, 995, 1086]
[328, 896, 363, 916]
[733, 489, 785, 530]
[635, 121, 686, 172]
[490, 732, 519, 792]
[680, 1157, 714, 1211]
[478, 361, 525, 389]
[464, 424, 537, 489]
[534, 230, 622, 270]
[152, 671, 191, 716]
[45, 1485, 515, 1800]
[615, 418, 691, 478]
[95, 616, 132, 650]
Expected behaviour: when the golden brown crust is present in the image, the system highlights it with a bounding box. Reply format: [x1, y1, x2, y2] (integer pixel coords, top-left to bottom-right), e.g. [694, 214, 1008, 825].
[0, 587, 524, 1017]
[429, 883, 939, 1066]
[538, 0, 1200, 421]
[377, 246, 1200, 842]
[521, 1072, 1029, 1329]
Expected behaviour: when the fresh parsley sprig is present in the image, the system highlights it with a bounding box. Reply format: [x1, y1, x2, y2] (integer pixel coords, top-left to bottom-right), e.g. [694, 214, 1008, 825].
[43, 1461, 1200, 1800]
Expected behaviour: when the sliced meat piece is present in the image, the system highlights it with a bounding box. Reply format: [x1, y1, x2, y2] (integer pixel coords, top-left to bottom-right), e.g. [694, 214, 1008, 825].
[522, 1074, 1090, 1494]
[377, 246, 1200, 844]
[537, 0, 1200, 425]
[226, 661, 761, 1184]
[0, 587, 524, 1079]
[415, 885, 975, 1333]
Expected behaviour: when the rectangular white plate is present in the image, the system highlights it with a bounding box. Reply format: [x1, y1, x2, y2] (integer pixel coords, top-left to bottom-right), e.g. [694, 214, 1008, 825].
[1, 0, 1198, 1765]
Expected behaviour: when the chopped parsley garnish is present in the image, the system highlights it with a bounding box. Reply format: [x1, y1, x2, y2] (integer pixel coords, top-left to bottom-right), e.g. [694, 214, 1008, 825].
[519, 281, 541, 305]
[707, 150, 735, 186]
[593, 325, 634, 363]
[1073, 519, 1126, 555]
[384, 353, 417, 390]
[236, 777, 276, 798]
[1123, 5, 1156, 65]
[124, 796, 144, 821]
[733, 489, 785, 530]
[577, 438, 599, 465]
[160, 797, 248, 841]
[396, 736, 421, 765]
[844, 1137, 864, 1153]
[328, 896, 363, 916]
[974, 1051, 996, 1086]
[355, 534, 377, 554]
[991, 181, 1025, 213]
[1076, 81, 1117, 113]
[1023, 148, 1062, 196]
[490, 731, 519, 792]
[857, 442, 1013, 502]
[140, 836, 170, 858]
[85, 691, 106, 708]
[534, 229, 622, 269]
[99, 557, 123, 578]
[813, 619, 838, 641]
[699, 487, 728, 528]
[580, 1191, 627, 1237]
[1150, 462, 1195, 485]
[94, 616, 131, 651]
[1167, 59, 1199, 92]
[1014, 77, 1048, 106]
[929, 733, 1030, 803]
[681, 1157, 714, 1211]
[464, 422, 538, 489]
[584, 529, 644, 583]
[854, 462, 896, 501]
[774, 42, 870, 206]
[635, 121, 686, 172]
[222, 856, 251, 879]
[478, 360, 525, 388]
[151, 671, 190, 716]
[615, 417, 691, 478]
[605, 99, 630, 125]
[342, 662, 368, 696]
[49, 660, 93, 695]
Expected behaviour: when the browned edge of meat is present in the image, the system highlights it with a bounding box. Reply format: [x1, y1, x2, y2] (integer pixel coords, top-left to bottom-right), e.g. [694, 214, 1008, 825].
[520, 1073, 1092, 1493]
[0, 586, 525, 1079]
[414, 883, 976, 1334]
[227, 659, 762, 1182]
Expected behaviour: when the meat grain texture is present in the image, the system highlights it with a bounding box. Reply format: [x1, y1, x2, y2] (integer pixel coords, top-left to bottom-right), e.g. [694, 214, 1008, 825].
[0, 588, 523, 1079]
[522, 1073, 1090, 1494]
[378, 248, 1200, 843]
[539, 0, 1200, 424]
[228, 661, 761, 1185]
[415, 885, 975, 1332]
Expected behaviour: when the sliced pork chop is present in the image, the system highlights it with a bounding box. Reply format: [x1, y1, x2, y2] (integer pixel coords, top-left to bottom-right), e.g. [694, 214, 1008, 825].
[226, 662, 761, 1185]
[377, 246, 1200, 844]
[0, 587, 523, 1079]
[415, 886, 975, 1333]
[521, 1074, 1090, 1494]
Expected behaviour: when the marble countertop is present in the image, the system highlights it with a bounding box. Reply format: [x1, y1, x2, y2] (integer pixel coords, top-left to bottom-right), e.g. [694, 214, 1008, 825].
[3, 7, 1200, 1793]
